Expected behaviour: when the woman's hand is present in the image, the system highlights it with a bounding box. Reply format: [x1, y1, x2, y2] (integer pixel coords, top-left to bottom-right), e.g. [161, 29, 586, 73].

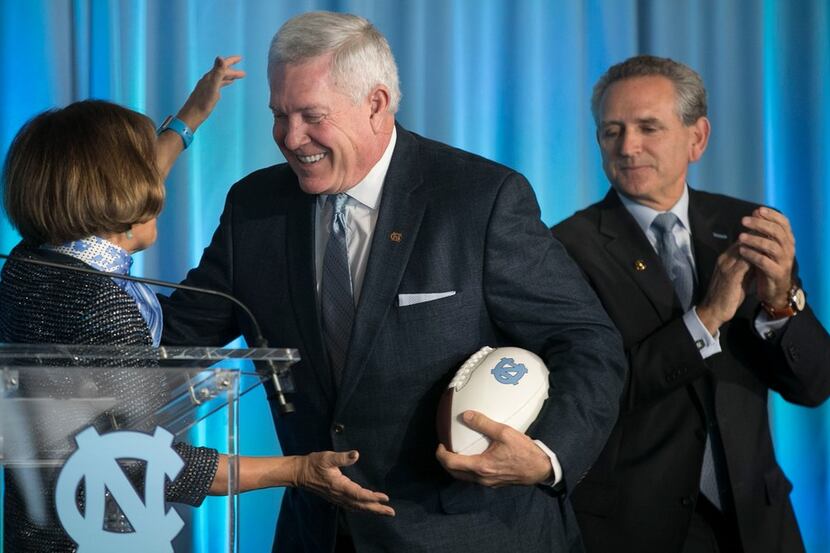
[176, 55, 246, 131]
[210, 451, 395, 516]
[156, 55, 245, 178]
[292, 451, 396, 516]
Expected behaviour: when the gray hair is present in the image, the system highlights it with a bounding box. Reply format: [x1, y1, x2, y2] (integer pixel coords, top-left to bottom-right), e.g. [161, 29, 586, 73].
[591, 55, 707, 126]
[268, 11, 401, 113]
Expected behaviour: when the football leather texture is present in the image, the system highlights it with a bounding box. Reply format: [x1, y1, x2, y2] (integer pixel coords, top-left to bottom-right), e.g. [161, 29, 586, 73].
[437, 346, 550, 455]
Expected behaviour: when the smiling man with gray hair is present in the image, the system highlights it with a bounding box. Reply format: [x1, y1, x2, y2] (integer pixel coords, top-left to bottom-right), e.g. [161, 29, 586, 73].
[161, 11, 625, 552]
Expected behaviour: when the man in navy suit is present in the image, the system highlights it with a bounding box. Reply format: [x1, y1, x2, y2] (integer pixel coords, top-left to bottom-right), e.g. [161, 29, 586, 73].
[553, 55, 830, 553]
[161, 11, 625, 552]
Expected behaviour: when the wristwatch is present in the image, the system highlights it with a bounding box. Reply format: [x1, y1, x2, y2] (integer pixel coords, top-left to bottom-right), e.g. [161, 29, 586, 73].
[761, 284, 806, 319]
[157, 116, 194, 149]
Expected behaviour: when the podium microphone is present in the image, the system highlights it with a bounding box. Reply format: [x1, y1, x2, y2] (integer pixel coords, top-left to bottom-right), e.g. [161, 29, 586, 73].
[0, 251, 295, 414]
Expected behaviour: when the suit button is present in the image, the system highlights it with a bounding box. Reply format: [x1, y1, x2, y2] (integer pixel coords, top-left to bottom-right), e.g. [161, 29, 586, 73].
[680, 497, 693, 508]
[333, 423, 345, 434]
[787, 345, 800, 362]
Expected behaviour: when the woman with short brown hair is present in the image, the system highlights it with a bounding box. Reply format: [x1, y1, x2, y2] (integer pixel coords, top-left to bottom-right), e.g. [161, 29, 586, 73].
[4, 99, 164, 247]
[0, 55, 392, 552]
[0, 56, 244, 551]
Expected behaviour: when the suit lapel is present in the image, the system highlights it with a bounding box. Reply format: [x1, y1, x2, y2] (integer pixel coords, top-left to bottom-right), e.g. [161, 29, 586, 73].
[597, 190, 679, 322]
[286, 188, 336, 403]
[335, 127, 427, 411]
[687, 189, 733, 418]
[688, 188, 731, 303]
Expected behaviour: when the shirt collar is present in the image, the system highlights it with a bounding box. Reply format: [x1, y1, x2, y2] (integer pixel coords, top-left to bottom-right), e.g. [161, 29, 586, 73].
[317, 126, 397, 211]
[616, 184, 692, 235]
[42, 235, 132, 275]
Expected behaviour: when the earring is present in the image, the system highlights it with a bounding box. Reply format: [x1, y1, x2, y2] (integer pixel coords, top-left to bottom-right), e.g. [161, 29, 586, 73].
[125, 229, 133, 240]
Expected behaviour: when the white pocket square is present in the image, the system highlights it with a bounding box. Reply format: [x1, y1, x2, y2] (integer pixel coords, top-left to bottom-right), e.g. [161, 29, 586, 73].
[398, 291, 456, 307]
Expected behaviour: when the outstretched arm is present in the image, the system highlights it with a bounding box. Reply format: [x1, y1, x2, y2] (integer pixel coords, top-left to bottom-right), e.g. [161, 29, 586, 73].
[209, 451, 395, 516]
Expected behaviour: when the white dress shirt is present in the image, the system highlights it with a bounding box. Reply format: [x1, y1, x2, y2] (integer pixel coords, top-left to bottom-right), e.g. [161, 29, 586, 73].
[315, 127, 397, 303]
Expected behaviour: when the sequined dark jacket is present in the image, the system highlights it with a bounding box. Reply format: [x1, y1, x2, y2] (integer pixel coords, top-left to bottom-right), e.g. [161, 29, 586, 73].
[0, 243, 219, 552]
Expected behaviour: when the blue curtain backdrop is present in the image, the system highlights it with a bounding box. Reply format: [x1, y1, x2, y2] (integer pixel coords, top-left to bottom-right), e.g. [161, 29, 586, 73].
[1, 0, 828, 551]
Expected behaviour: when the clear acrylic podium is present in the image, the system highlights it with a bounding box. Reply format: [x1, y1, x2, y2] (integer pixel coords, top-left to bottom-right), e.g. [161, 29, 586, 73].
[0, 343, 298, 552]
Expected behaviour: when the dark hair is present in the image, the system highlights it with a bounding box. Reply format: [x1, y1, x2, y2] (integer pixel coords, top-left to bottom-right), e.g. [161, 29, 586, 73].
[3, 100, 163, 245]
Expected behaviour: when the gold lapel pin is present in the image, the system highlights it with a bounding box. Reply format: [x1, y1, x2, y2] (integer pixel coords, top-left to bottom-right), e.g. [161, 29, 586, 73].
[633, 259, 647, 271]
[389, 231, 402, 242]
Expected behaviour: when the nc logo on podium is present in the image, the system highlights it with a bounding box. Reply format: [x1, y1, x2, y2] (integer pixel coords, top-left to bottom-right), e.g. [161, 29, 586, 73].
[55, 426, 185, 552]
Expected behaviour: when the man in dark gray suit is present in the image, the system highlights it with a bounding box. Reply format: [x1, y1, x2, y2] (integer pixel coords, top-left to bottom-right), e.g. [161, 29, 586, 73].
[553, 55, 830, 553]
[161, 11, 625, 552]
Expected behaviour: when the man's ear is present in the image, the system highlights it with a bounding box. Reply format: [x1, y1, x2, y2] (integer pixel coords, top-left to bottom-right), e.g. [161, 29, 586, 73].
[688, 116, 711, 162]
[368, 86, 391, 132]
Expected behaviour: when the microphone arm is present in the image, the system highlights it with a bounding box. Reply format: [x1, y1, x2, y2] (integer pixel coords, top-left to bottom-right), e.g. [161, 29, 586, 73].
[0, 251, 295, 414]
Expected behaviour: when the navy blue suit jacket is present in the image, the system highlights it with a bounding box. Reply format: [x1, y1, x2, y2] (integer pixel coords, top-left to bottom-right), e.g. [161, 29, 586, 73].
[162, 126, 626, 552]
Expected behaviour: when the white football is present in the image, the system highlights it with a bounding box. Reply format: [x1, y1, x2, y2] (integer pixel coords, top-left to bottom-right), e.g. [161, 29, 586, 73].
[437, 346, 550, 455]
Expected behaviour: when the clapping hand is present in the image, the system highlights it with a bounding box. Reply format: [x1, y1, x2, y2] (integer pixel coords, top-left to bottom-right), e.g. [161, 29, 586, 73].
[696, 242, 752, 334]
[737, 207, 795, 308]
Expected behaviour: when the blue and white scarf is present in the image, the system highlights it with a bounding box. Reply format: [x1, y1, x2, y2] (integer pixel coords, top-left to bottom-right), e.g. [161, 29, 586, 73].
[43, 236, 162, 346]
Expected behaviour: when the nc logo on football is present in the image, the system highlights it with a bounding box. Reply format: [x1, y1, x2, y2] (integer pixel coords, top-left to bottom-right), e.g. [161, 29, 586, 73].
[491, 357, 528, 385]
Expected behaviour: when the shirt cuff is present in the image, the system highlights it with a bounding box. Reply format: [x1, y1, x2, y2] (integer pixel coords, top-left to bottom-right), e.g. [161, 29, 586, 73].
[533, 439, 563, 487]
[684, 307, 721, 359]
[754, 310, 791, 340]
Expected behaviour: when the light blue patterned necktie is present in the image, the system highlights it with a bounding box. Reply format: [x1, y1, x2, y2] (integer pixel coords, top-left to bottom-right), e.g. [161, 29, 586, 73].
[43, 236, 163, 346]
[651, 212, 695, 310]
[321, 193, 355, 382]
[651, 212, 722, 509]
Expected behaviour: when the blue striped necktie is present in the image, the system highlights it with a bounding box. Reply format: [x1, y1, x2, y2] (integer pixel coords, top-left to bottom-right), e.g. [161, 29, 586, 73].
[321, 193, 355, 381]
